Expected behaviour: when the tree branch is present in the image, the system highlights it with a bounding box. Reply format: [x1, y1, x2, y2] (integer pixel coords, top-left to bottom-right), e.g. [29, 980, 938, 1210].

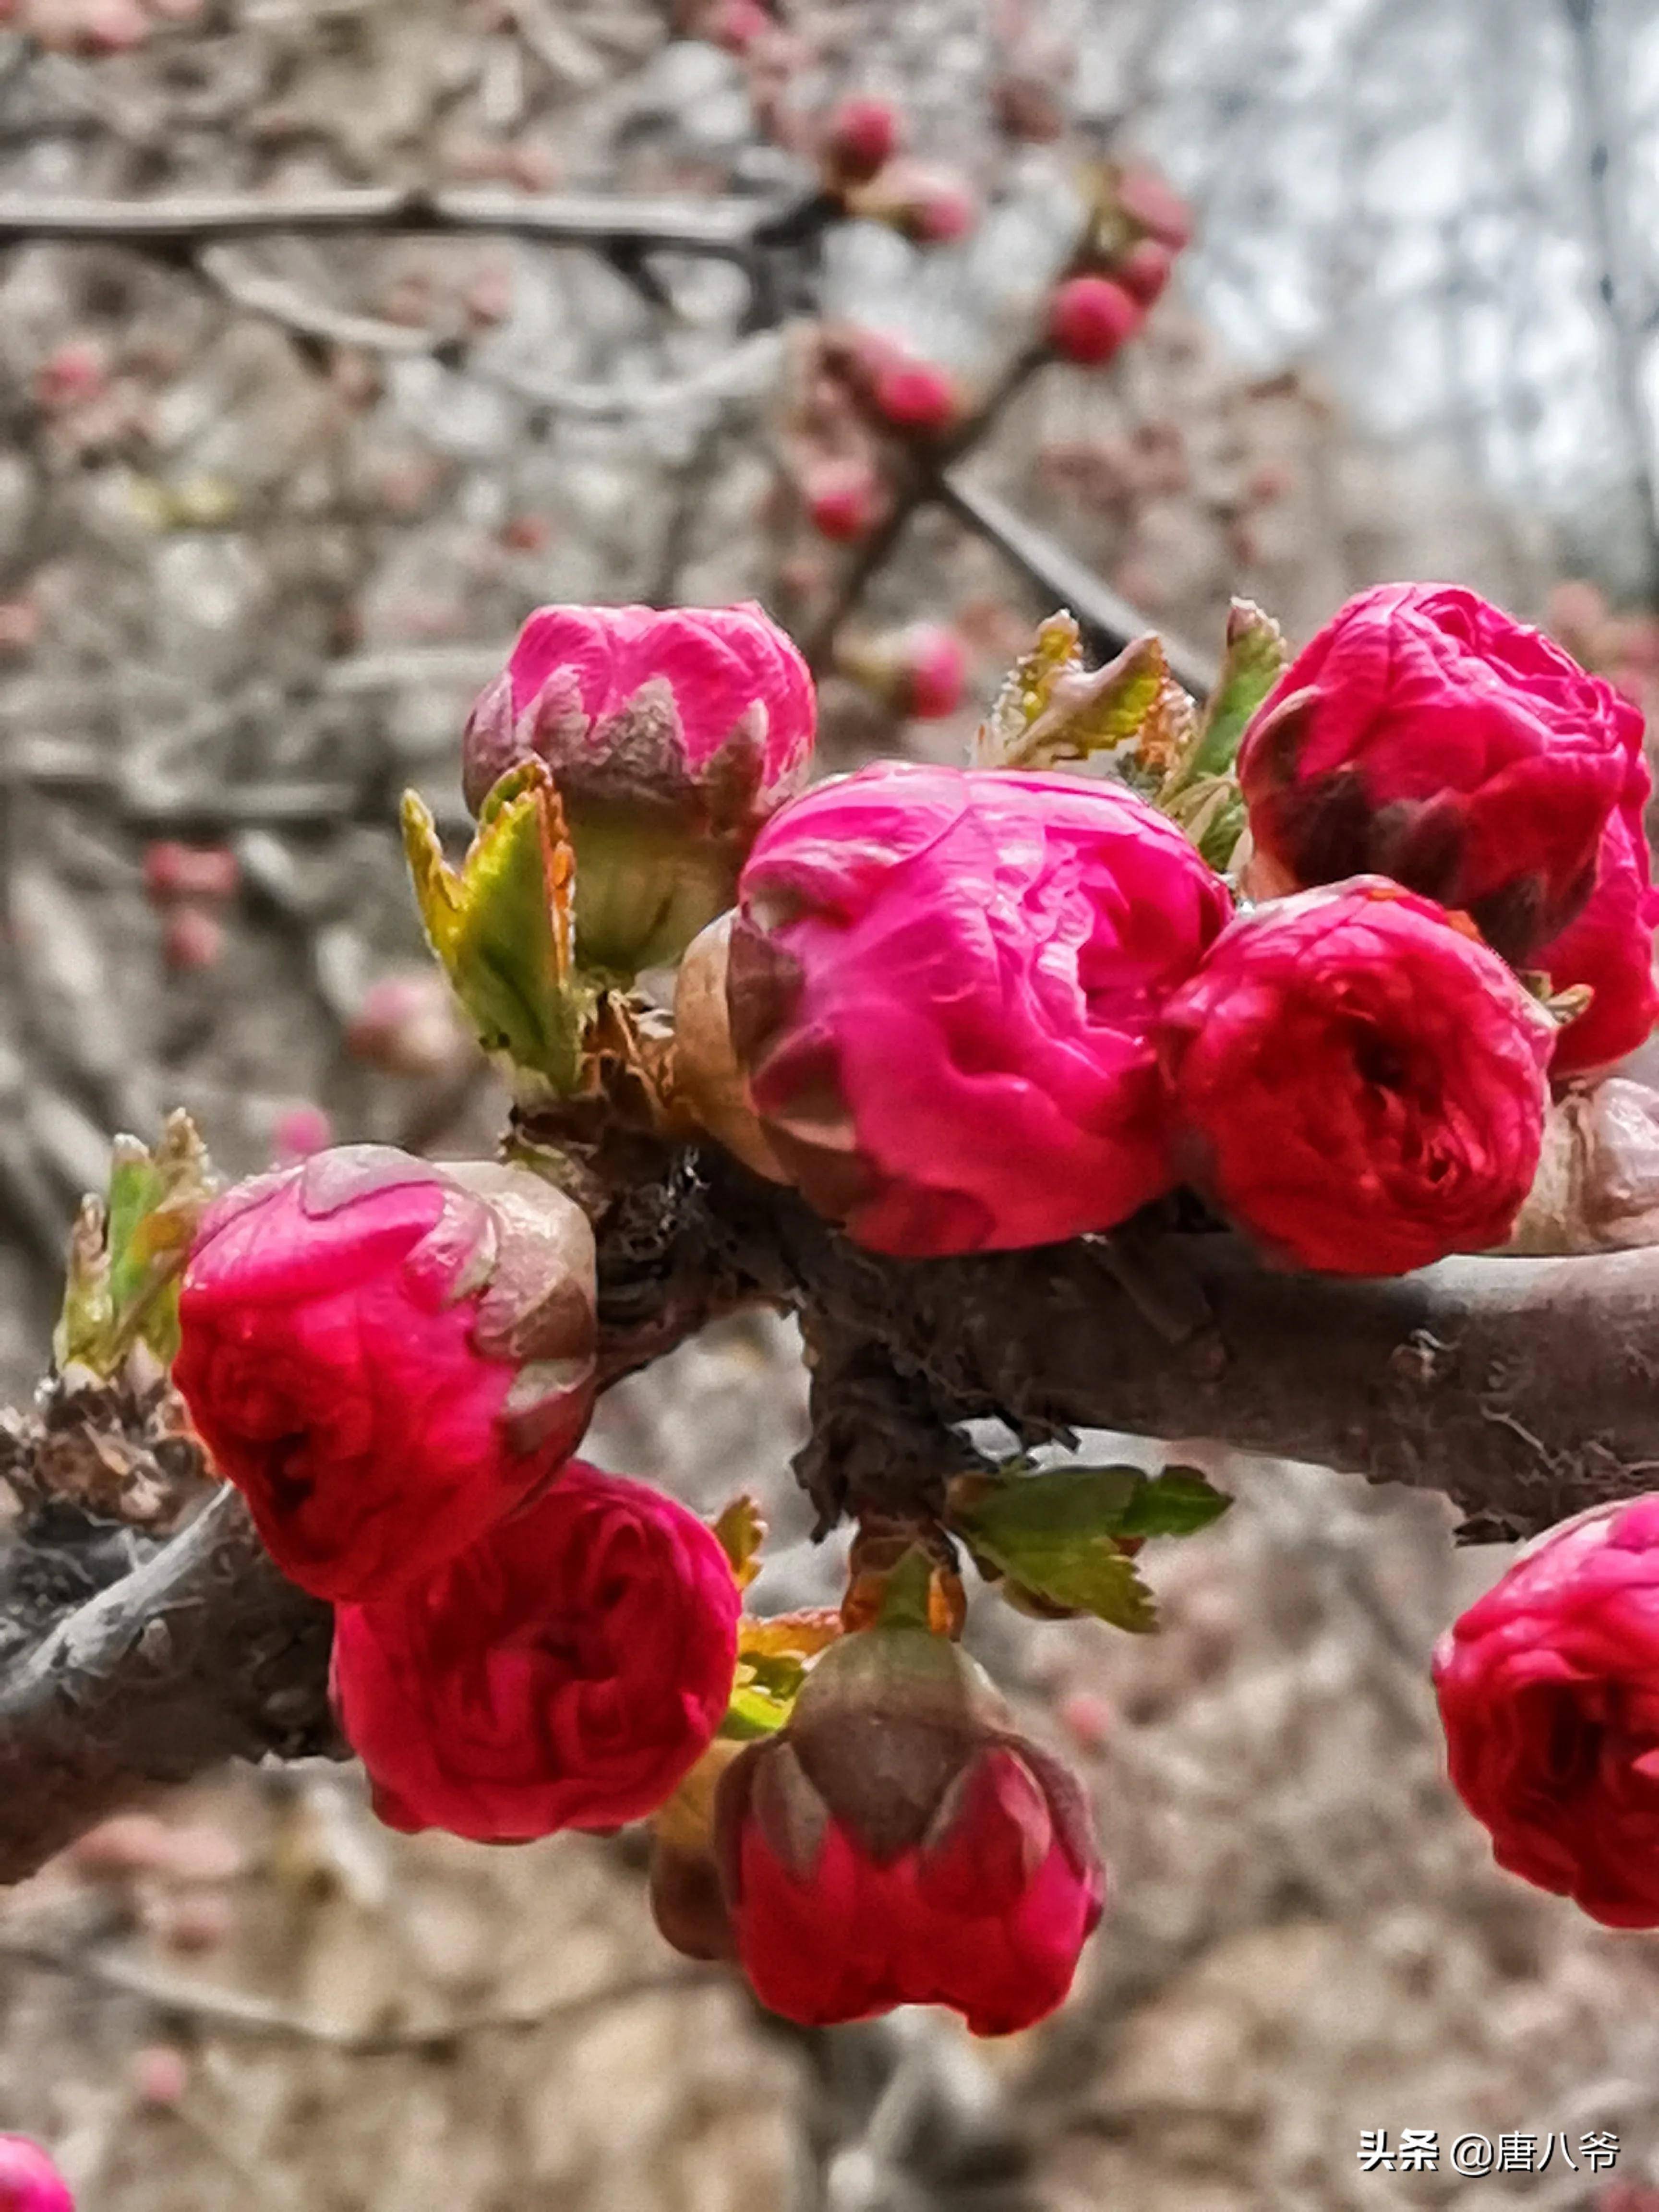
[5, 1145, 1658, 1884]
[0, 186, 790, 261]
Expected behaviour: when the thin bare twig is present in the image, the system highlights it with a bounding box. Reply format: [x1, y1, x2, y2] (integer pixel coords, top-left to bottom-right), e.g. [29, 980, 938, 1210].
[0, 1941, 721, 2053]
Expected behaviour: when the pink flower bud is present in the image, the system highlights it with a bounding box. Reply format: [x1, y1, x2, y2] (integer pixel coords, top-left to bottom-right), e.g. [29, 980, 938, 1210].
[1157, 879, 1553, 1275]
[161, 907, 225, 974]
[461, 601, 815, 975]
[822, 95, 902, 184]
[1238, 583, 1645, 965]
[1048, 276, 1144, 365]
[722, 762, 1233, 1255]
[174, 1146, 598, 1600]
[33, 340, 107, 411]
[714, 1628, 1105, 2033]
[131, 2046, 189, 2109]
[0, 2138, 72, 2212]
[841, 625, 966, 719]
[703, 0, 769, 51]
[1115, 237, 1175, 306]
[872, 160, 978, 244]
[346, 970, 471, 1080]
[332, 1463, 740, 1840]
[142, 841, 239, 906]
[804, 458, 887, 541]
[1433, 1494, 1659, 1926]
[1534, 782, 1659, 1078]
[0, 599, 39, 655]
[1115, 162, 1194, 250]
[868, 357, 962, 436]
[271, 1103, 333, 1166]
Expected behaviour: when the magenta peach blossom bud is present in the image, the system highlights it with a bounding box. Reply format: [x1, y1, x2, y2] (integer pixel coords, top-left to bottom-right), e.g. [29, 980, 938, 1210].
[840, 625, 967, 720]
[0, 2138, 73, 2212]
[714, 1627, 1106, 2033]
[1115, 162, 1194, 250]
[1049, 276, 1144, 365]
[174, 1145, 597, 1601]
[270, 1104, 333, 1166]
[868, 357, 963, 435]
[162, 908, 225, 974]
[1535, 780, 1659, 1078]
[823, 95, 902, 183]
[1115, 238, 1175, 306]
[460, 601, 815, 975]
[721, 761, 1232, 1255]
[804, 457, 887, 541]
[1434, 1495, 1659, 1927]
[332, 1462, 741, 1841]
[1156, 879, 1553, 1274]
[1237, 582, 1644, 966]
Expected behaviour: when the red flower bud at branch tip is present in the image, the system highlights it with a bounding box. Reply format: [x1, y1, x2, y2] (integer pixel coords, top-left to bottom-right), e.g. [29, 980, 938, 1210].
[270, 1103, 333, 1166]
[1434, 1494, 1659, 1927]
[868, 358, 962, 435]
[1238, 582, 1647, 966]
[332, 1463, 741, 1841]
[1049, 276, 1145, 365]
[174, 1146, 598, 1601]
[0, 2137, 73, 2212]
[722, 761, 1233, 1255]
[1156, 879, 1553, 1274]
[142, 841, 240, 907]
[1115, 237, 1176, 307]
[804, 457, 887, 541]
[1534, 792, 1659, 1078]
[1115, 162, 1194, 250]
[822, 95, 902, 183]
[461, 601, 815, 975]
[714, 1627, 1106, 2033]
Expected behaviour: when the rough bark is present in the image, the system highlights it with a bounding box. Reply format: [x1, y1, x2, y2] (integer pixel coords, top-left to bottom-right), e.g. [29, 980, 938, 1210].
[3, 1143, 1659, 1883]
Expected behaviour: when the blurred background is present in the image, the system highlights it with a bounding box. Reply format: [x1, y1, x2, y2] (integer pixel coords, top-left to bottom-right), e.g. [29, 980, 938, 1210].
[0, 0, 1658, 2205]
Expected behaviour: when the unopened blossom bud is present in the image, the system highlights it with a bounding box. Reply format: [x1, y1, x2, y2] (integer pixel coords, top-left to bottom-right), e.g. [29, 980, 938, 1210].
[1049, 276, 1144, 366]
[332, 1463, 740, 1841]
[1157, 879, 1553, 1274]
[270, 1103, 333, 1166]
[822, 94, 902, 184]
[142, 841, 239, 906]
[804, 457, 887, 542]
[865, 160, 978, 245]
[840, 624, 967, 720]
[1115, 237, 1175, 306]
[0, 2138, 73, 2212]
[1238, 582, 1643, 964]
[672, 913, 788, 1181]
[461, 601, 815, 975]
[346, 970, 471, 1079]
[715, 1627, 1106, 2033]
[702, 0, 769, 52]
[174, 1146, 597, 1600]
[1434, 1495, 1659, 1926]
[868, 356, 963, 436]
[1115, 162, 1194, 250]
[131, 2045, 189, 2109]
[1534, 772, 1659, 1078]
[33, 340, 106, 410]
[720, 762, 1232, 1254]
[162, 907, 225, 974]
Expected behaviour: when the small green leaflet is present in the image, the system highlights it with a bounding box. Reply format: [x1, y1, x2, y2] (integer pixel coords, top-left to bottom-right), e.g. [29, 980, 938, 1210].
[948, 1464, 1231, 1634]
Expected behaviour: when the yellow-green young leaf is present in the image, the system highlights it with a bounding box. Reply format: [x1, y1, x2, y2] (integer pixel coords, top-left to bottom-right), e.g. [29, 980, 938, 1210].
[973, 611, 1085, 766]
[981, 627, 1175, 776]
[401, 762, 594, 1099]
[722, 1681, 796, 1739]
[54, 1109, 217, 1377]
[713, 1495, 767, 1589]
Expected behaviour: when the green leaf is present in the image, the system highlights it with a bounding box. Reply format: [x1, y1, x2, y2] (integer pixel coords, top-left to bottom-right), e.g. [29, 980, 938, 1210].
[947, 1463, 1231, 1633]
[1113, 1465, 1233, 1538]
[54, 1109, 217, 1378]
[1164, 598, 1287, 798]
[401, 762, 595, 1100]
